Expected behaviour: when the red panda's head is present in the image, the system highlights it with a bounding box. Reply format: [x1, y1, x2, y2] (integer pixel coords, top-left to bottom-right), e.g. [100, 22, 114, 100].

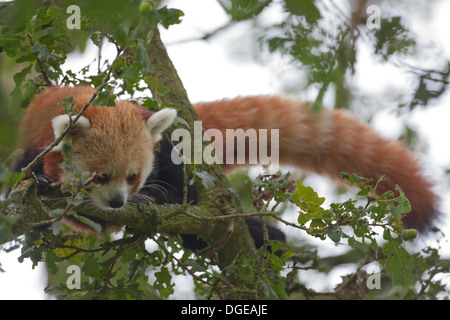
[49, 102, 177, 211]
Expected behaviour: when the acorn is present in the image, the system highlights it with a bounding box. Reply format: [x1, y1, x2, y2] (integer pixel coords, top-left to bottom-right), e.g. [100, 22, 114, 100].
[401, 229, 418, 241]
[139, 1, 154, 15]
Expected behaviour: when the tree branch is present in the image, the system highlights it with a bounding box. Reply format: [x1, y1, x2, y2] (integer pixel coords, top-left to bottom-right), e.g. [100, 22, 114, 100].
[143, 28, 256, 266]
[2, 176, 251, 269]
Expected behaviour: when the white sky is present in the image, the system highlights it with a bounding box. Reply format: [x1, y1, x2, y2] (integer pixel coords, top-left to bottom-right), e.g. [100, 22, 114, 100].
[1, 0, 450, 299]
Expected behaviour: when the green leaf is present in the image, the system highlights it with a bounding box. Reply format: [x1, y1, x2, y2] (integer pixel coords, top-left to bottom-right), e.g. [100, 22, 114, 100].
[31, 43, 55, 63]
[158, 7, 184, 29]
[291, 180, 327, 226]
[113, 19, 131, 47]
[88, 74, 106, 87]
[410, 63, 450, 109]
[192, 169, 215, 189]
[44, 251, 61, 274]
[185, 260, 206, 272]
[48, 208, 64, 219]
[373, 16, 416, 60]
[383, 239, 413, 287]
[144, 76, 170, 97]
[291, 180, 325, 208]
[284, 0, 321, 23]
[267, 277, 288, 300]
[92, 87, 116, 106]
[83, 254, 103, 279]
[125, 259, 148, 284]
[9, 64, 33, 118]
[61, 140, 73, 156]
[325, 225, 341, 243]
[154, 267, 175, 298]
[258, 278, 277, 300]
[395, 185, 412, 214]
[135, 40, 150, 71]
[348, 237, 367, 252]
[174, 116, 190, 129]
[218, 0, 271, 21]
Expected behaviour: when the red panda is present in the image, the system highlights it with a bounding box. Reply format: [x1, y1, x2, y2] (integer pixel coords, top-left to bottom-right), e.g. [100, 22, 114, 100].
[11, 86, 439, 238]
[13, 86, 176, 231]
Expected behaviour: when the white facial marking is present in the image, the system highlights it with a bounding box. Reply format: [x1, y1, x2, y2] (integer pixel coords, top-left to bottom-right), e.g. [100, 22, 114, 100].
[90, 181, 130, 210]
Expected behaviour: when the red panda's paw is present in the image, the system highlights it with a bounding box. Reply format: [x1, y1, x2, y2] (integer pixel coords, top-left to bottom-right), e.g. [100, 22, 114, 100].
[36, 174, 54, 194]
[61, 215, 123, 237]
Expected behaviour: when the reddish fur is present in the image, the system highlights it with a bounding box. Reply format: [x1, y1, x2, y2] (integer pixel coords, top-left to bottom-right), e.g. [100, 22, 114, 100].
[44, 151, 64, 181]
[19, 86, 94, 152]
[17, 86, 155, 235]
[19, 86, 154, 185]
[194, 96, 440, 231]
[18, 88, 439, 232]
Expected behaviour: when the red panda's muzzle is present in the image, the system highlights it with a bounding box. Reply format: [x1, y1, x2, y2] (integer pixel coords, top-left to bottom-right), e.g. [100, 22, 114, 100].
[108, 194, 126, 209]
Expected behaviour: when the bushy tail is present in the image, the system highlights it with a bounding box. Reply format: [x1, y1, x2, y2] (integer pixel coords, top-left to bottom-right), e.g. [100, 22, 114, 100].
[194, 96, 439, 231]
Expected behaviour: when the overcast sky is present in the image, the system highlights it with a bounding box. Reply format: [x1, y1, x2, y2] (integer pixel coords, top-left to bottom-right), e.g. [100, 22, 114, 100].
[1, 0, 449, 299]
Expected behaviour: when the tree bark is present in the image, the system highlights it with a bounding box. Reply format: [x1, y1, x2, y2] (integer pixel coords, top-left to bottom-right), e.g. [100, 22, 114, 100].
[144, 28, 256, 267]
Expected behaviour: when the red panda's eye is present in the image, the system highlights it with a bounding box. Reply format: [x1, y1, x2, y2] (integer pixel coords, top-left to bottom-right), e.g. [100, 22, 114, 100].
[127, 174, 137, 183]
[94, 173, 109, 184]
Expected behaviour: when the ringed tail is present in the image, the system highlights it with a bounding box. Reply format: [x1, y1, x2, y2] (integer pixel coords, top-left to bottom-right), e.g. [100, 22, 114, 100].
[193, 96, 440, 231]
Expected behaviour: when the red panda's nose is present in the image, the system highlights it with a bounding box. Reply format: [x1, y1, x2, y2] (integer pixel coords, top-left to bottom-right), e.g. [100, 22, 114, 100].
[109, 195, 125, 209]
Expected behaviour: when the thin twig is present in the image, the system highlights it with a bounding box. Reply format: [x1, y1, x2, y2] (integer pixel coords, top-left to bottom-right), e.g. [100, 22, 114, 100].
[165, 21, 235, 46]
[178, 209, 307, 232]
[26, 31, 53, 87]
[151, 235, 216, 289]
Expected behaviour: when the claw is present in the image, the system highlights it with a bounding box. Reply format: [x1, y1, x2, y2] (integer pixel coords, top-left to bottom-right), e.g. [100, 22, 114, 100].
[36, 175, 54, 193]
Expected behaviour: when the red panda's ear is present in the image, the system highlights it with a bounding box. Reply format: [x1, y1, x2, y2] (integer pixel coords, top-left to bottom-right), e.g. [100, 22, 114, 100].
[51, 114, 91, 150]
[146, 108, 177, 142]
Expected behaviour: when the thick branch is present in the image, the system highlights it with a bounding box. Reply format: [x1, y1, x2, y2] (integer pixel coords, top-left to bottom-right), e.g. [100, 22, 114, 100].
[2, 178, 251, 269]
[144, 28, 255, 265]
